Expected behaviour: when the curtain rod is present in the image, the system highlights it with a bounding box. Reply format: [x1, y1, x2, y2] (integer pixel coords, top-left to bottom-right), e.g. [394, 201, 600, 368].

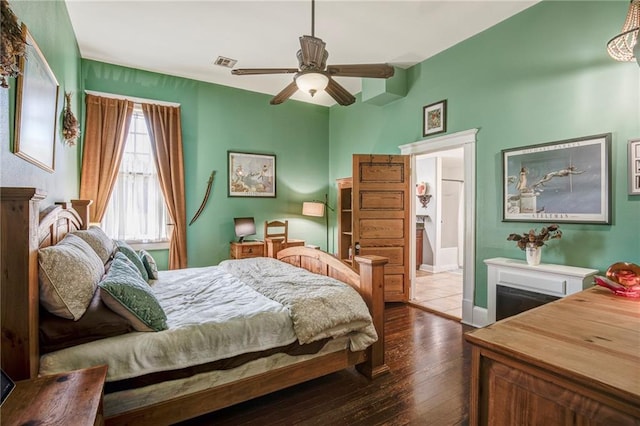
[84, 90, 180, 107]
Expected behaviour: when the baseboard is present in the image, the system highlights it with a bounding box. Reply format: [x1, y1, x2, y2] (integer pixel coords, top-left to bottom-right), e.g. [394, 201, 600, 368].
[461, 304, 489, 328]
[419, 264, 460, 274]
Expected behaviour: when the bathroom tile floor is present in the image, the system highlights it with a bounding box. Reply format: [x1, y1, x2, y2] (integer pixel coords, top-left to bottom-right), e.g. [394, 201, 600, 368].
[411, 270, 463, 320]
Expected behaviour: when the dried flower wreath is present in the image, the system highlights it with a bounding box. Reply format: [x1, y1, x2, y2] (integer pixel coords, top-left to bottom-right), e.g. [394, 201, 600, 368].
[62, 92, 80, 146]
[1, 0, 26, 88]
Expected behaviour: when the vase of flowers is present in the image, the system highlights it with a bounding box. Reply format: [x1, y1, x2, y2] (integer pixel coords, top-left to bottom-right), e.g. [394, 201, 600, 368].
[507, 224, 562, 266]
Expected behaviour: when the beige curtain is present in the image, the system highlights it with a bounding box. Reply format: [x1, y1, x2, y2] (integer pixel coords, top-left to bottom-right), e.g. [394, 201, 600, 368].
[79, 94, 134, 223]
[142, 103, 187, 269]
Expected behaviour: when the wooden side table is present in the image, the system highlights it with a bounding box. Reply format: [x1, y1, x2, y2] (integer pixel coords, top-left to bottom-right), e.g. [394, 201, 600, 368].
[230, 241, 264, 259]
[1, 365, 108, 426]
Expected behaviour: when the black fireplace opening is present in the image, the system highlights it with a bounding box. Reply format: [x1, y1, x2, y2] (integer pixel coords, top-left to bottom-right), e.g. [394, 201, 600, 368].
[496, 285, 560, 321]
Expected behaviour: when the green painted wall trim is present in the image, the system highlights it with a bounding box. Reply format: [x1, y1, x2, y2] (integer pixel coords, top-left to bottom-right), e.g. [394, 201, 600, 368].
[329, 1, 640, 308]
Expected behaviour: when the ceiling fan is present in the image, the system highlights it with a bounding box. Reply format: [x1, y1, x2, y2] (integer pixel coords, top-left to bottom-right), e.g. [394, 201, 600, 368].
[231, 0, 394, 106]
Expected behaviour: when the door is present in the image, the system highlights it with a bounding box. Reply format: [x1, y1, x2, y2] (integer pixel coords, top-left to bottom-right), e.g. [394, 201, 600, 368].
[352, 154, 410, 302]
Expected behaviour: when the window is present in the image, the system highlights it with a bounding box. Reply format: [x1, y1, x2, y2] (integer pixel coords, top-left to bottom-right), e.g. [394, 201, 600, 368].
[101, 104, 169, 244]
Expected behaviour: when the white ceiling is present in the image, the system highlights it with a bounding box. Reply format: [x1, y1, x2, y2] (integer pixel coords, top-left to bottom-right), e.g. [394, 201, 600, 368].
[65, 0, 538, 106]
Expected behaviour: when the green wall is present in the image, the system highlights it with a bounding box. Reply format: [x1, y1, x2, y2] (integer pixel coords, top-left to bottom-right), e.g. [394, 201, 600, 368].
[82, 60, 330, 269]
[328, 1, 640, 308]
[1, 0, 82, 205]
[3, 1, 638, 298]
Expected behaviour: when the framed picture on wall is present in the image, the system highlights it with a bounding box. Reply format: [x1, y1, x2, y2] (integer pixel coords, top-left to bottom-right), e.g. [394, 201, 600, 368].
[228, 151, 276, 197]
[13, 24, 59, 173]
[502, 133, 611, 224]
[629, 139, 640, 195]
[422, 99, 447, 137]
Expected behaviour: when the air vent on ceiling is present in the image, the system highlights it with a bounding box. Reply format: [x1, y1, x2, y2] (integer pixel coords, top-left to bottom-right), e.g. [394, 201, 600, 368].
[214, 56, 237, 68]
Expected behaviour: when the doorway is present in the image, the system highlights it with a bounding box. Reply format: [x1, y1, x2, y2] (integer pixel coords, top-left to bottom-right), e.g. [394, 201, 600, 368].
[412, 148, 464, 319]
[399, 129, 477, 325]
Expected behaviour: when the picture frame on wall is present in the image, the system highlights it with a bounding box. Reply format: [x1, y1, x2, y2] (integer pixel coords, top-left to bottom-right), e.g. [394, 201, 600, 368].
[629, 139, 640, 196]
[502, 133, 611, 224]
[422, 99, 447, 137]
[228, 151, 276, 198]
[13, 24, 59, 173]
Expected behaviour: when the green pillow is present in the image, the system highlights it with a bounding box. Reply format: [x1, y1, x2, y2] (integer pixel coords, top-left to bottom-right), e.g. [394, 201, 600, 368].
[99, 252, 167, 332]
[114, 240, 149, 281]
[138, 249, 159, 280]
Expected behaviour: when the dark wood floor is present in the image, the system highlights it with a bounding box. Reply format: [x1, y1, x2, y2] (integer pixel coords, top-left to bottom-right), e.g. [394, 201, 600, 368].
[180, 304, 473, 425]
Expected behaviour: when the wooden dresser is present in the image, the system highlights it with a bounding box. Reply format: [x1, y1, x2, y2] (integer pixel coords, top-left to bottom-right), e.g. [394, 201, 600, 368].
[465, 286, 640, 425]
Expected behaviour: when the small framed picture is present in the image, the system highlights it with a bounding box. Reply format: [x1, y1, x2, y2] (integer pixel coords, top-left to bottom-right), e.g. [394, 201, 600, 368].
[629, 139, 640, 195]
[228, 151, 276, 197]
[423, 99, 447, 137]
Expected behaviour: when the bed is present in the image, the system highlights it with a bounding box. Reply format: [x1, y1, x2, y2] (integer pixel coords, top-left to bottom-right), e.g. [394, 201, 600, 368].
[0, 187, 389, 425]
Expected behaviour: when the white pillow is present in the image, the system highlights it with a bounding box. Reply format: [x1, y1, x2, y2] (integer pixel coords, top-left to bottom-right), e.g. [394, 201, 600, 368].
[38, 233, 105, 320]
[71, 226, 115, 263]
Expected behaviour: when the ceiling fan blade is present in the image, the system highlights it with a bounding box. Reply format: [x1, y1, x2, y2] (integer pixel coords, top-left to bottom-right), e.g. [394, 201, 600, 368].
[326, 64, 395, 79]
[270, 81, 299, 105]
[232, 68, 299, 76]
[325, 78, 355, 106]
[298, 36, 327, 69]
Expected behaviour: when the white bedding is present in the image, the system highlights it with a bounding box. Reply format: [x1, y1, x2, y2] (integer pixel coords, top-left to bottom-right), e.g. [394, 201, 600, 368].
[40, 259, 377, 382]
[40, 265, 296, 381]
[219, 257, 378, 351]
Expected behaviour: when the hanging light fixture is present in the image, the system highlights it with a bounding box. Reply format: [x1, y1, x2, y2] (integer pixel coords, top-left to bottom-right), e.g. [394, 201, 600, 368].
[607, 0, 640, 62]
[295, 71, 329, 97]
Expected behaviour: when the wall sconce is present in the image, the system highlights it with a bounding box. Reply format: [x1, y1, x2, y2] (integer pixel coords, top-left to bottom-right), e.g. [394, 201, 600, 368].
[302, 194, 334, 251]
[416, 181, 432, 208]
[417, 194, 432, 209]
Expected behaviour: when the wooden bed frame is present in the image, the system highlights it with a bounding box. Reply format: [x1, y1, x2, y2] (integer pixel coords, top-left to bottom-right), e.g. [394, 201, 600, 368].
[0, 187, 389, 425]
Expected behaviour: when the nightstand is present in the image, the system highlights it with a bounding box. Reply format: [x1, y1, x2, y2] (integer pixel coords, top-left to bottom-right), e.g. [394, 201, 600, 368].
[1, 365, 108, 426]
[230, 241, 264, 259]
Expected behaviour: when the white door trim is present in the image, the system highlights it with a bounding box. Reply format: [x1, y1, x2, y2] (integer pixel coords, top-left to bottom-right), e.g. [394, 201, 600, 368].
[399, 128, 478, 326]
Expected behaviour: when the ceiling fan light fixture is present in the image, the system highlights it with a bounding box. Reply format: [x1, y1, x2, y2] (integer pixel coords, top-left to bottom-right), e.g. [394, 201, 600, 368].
[295, 71, 329, 97]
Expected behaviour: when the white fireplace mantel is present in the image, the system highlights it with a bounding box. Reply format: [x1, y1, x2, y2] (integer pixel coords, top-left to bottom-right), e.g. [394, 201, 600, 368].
[484, 257, 599, 325]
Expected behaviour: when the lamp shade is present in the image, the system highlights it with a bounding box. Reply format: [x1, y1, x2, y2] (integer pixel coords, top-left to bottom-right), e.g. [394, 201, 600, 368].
[295, 72, 329, 97]
[302, 201, 325, 217]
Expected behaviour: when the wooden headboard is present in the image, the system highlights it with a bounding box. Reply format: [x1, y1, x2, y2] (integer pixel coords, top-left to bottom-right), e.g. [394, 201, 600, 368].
[1, 187, 91, 380]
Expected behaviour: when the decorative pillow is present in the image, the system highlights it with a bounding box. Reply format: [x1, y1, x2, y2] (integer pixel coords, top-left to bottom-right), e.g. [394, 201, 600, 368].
[99, 253, 167, 332]
[114, 240, 149, 281]
[39, 287, 134, 354]
[138, 249, 159, 280]
[38, 233, 105, 320]
[71, 226, 115, 264]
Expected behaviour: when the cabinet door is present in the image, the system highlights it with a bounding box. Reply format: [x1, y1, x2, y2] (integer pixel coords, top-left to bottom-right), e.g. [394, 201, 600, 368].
[353, 154, 410, 302]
